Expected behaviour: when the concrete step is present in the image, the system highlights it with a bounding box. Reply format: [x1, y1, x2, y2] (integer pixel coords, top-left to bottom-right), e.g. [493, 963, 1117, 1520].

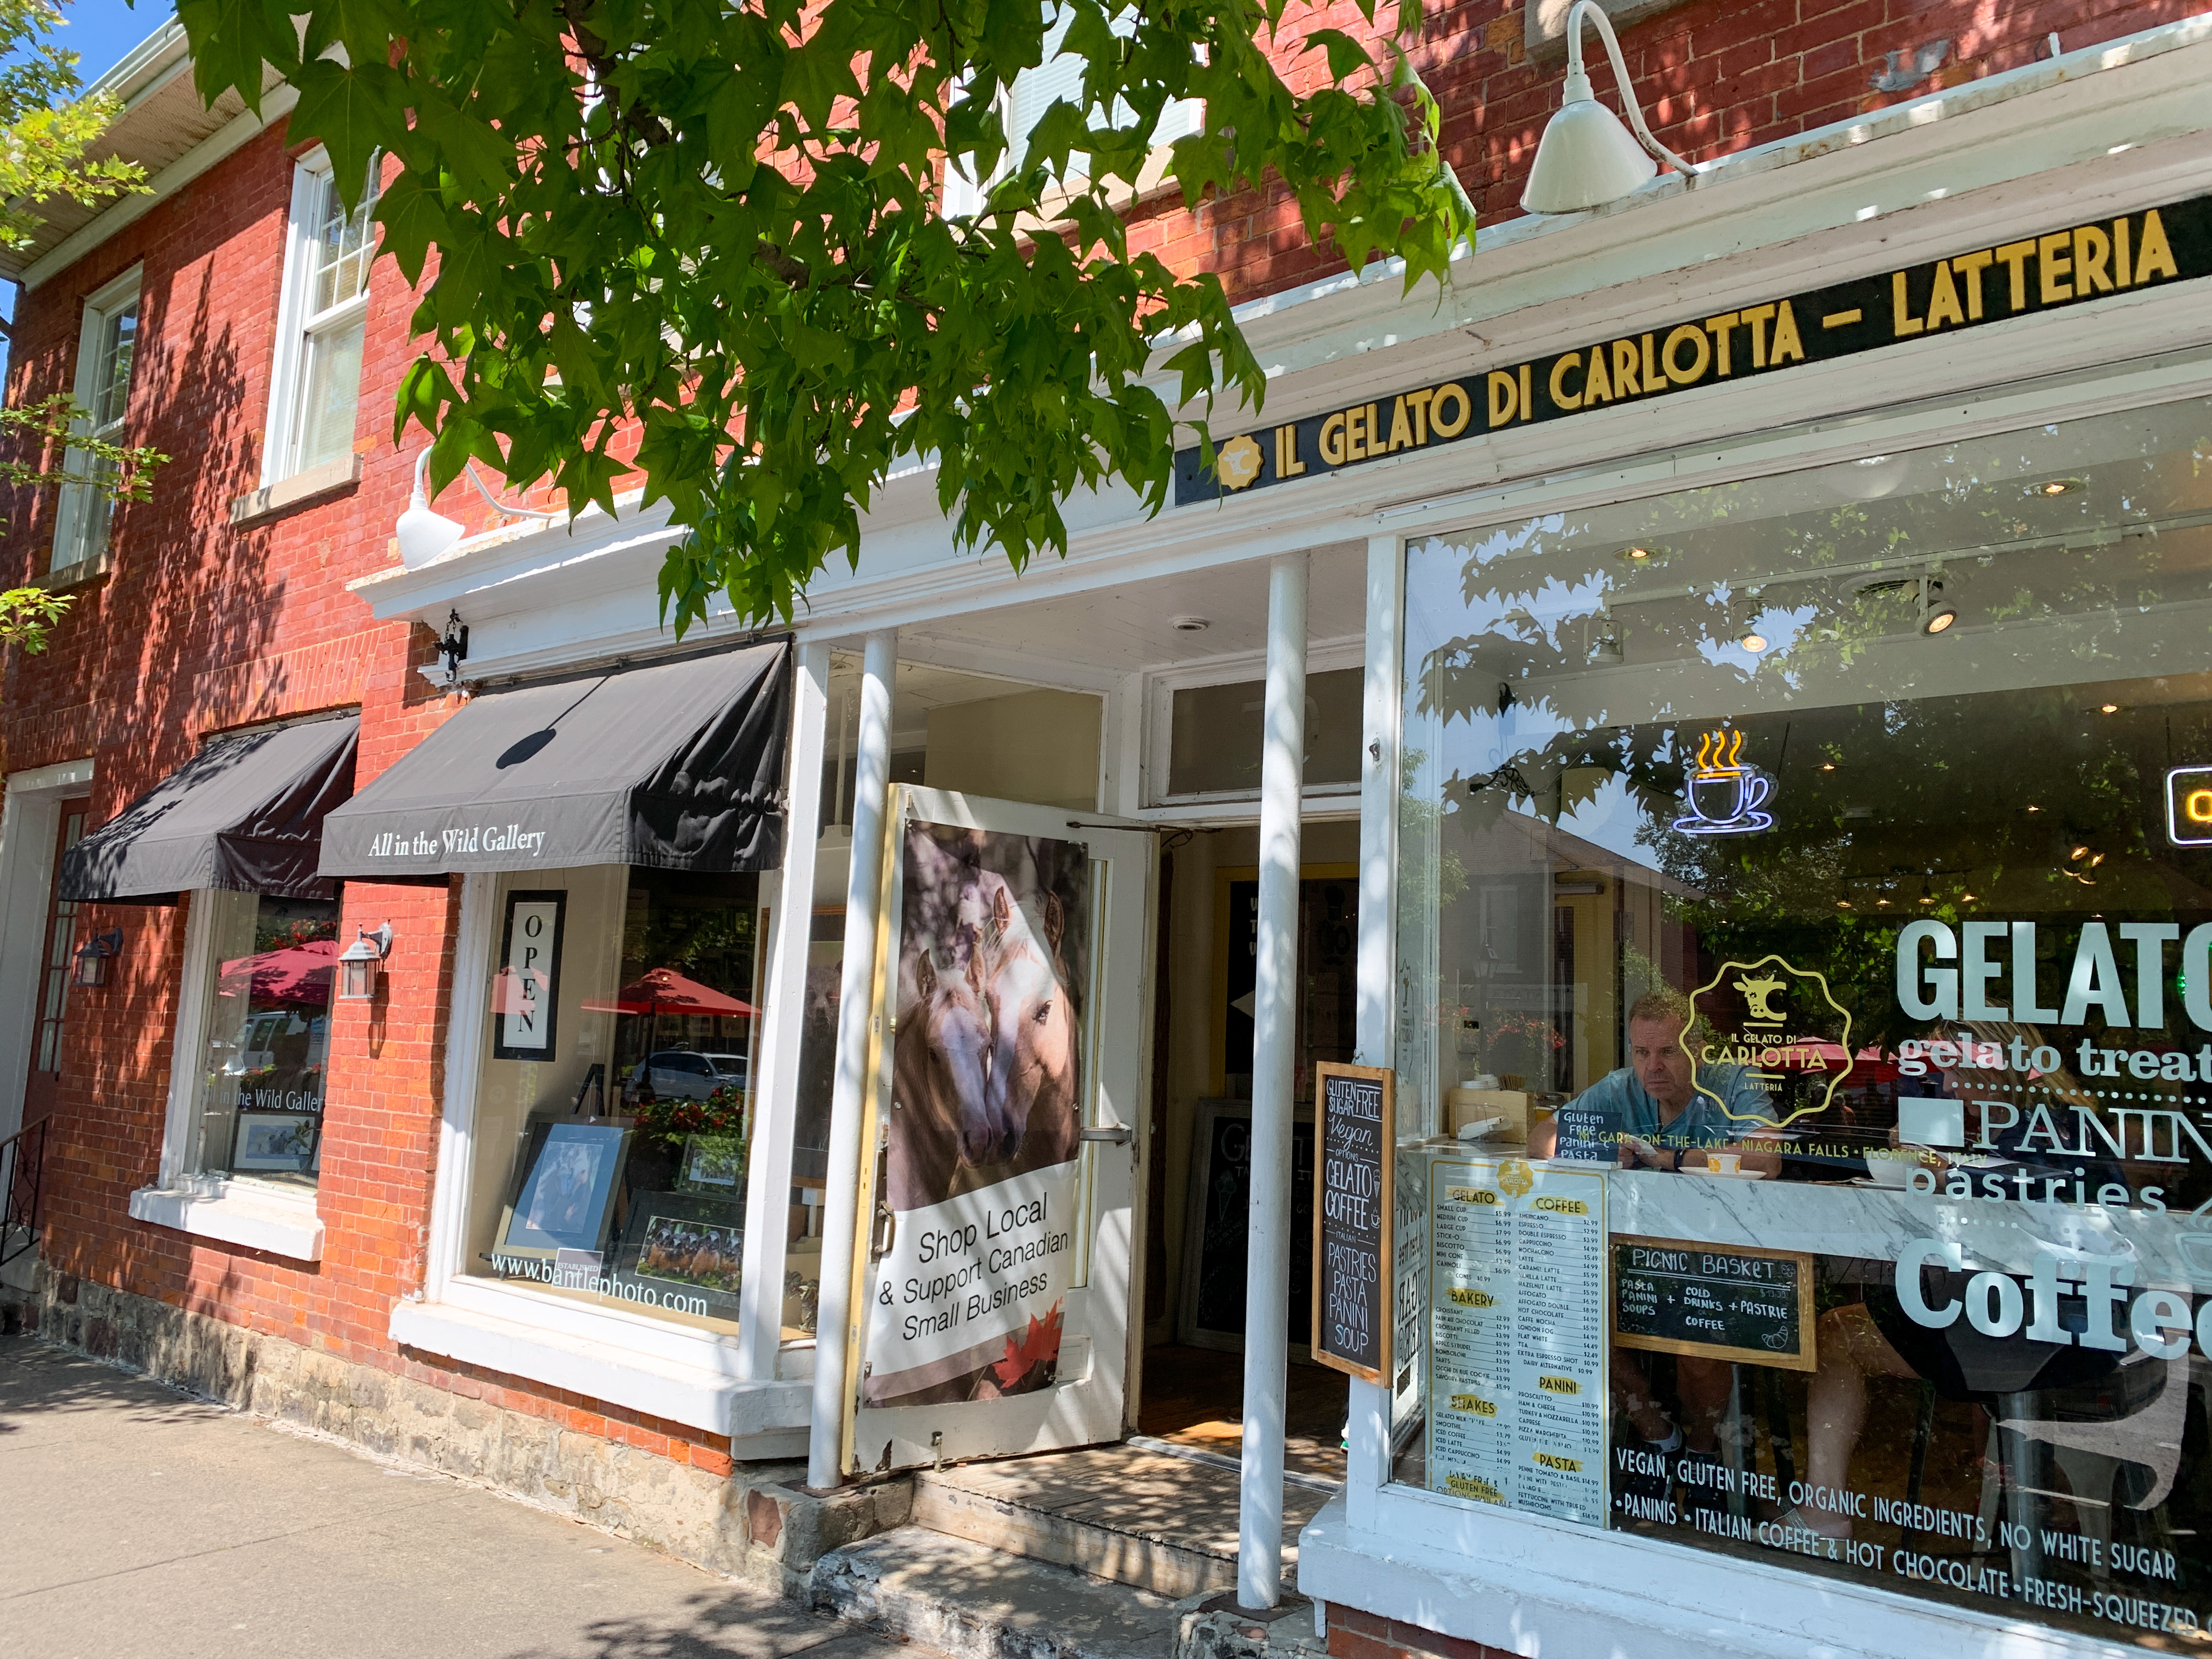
[909, 1441, 1331, 1600]
[814, 1525, 1188, 1659]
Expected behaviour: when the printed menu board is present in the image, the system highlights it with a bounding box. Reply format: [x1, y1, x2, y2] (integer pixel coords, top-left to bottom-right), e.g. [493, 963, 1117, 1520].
[1312, 1063, 1395, 1381]
[1427, 1157, 1609, 1525]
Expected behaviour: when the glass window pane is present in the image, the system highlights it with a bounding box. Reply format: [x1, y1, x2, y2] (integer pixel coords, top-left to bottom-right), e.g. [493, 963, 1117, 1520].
[1169, 666, 1363, 796]
[310, 163, 379, 315]
[463, 865, 760, 1335]
[195, 891, 339, 1189]
[1391, 394, 2212, 1647]
[93, 302, 136, 430]
[297, 313, 365, 471]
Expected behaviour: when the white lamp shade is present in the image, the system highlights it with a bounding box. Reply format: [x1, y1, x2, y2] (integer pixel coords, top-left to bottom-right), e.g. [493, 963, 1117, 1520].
[1520, 89, 1659, 215]
[396, 503, 466, 569]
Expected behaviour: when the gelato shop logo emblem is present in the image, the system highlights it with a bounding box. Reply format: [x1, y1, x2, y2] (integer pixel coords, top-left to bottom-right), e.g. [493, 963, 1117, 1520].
[1673, 729, 1774, 836]
[1689, 952, 1855, 1129]
[2167, 765, 2212, 848]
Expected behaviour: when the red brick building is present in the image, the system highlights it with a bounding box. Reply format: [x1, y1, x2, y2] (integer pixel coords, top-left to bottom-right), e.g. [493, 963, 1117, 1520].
[5, 4, 2212, 1656]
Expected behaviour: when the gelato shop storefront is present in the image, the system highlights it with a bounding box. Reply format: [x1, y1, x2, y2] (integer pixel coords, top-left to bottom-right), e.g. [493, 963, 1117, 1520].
[1291, 200, 2212, 1650]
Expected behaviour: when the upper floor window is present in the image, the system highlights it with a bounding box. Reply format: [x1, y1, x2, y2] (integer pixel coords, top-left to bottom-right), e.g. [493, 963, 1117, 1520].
[265, 151, 378, 483]
[944, 9, 1200, 217]
[50, 267, 141, 576]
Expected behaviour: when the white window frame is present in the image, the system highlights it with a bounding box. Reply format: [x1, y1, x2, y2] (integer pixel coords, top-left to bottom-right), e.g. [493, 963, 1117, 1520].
[129, 887, 325, 1262]
[261, 149, 377, 488]
[50, 265, 143, 580]
[1143, 639, 1368, 810]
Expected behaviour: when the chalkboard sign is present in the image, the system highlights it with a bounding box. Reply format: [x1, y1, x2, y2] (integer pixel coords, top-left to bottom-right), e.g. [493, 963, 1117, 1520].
[1177, 1100, 1314, 1352]
[1612, 1234, 1816, 1373]
[1311, 1064, 1395, 1383]
[1551, 1101, 1613, 1164]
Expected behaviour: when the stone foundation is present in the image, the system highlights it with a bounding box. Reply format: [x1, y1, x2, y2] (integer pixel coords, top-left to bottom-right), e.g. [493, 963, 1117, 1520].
[19, 1259, 909, 1596]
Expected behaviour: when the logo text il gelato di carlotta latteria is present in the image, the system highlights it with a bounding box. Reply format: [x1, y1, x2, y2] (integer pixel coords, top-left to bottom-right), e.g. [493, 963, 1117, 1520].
[1687, 953, 1855, 1129]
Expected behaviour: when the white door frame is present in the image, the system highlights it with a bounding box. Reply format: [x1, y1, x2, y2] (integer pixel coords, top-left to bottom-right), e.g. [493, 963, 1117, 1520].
[0, 757, 95, 1143]
[846, 783, 1156, 1473]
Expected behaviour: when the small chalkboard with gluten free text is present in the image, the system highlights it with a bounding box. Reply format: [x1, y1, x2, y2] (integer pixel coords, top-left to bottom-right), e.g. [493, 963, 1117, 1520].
[1612, 1234, 1817, 1373]
[1311, 1062, 1395, 1384]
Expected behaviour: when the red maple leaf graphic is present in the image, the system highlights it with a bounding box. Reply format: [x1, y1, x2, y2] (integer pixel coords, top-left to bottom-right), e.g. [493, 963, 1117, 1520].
[991, 1301, 1064, 1392]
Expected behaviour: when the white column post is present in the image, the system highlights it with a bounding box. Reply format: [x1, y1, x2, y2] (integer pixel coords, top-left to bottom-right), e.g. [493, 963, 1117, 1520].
[807, 629, 896, 1489]
[739, 642, 830, 1384]
[1239, 553, 1308, 1609]
[1345, 532, 1406, 1531]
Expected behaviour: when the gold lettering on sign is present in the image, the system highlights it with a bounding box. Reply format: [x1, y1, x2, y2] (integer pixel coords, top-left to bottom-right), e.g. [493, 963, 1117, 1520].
[2115, 218, 2134, 287]
[1924, 261, 1965, 331]
[1994, 241, 2035, 311]
[1740, 302, 1777, 368]
[1487, 370, 1518, 428]
[1640, 333, 1662, 396]
[1318, 411, 1347, 466]
[2073, 224, 2113, 295]
[1406, 386, 1434, 444]
[1518, 363, 1533, 422]
[1950, 249, 1992, 319]
[2038, 230, 2073, 303]
[1663, 323, 1709, 386]
[1277, 425, 1306, 478]
[1345, 404, 1367, 461]
[1612, 337, 1641, 397]
[1892, 271, 1923, 336]
[1550, 351, 1584, 411]
[2136, 209, 2179, 284]
[1706, 312, 1741, 376]
[1387, 395, 1414, 453]
[1583, 345, 1613, 405]
[1770, 301, 1804, 364]
[1430, 382, 1472, 438]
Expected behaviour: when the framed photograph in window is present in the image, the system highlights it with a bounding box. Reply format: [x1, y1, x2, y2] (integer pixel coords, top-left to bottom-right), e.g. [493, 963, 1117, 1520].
[609, 1189, 747, 1321]
[232, 1111, 319, 1173]
[495, 1120, 628, 1264]
[494, 890, 565, 1060]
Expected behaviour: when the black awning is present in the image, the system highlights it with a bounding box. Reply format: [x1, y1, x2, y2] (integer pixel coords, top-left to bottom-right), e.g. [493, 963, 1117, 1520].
[318, 640, 790, 880]
[62, 716, 360, 904]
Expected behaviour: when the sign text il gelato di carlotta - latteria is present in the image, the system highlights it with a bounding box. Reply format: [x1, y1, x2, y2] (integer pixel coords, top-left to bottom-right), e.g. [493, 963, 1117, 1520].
[1172, 195, 2211, 505]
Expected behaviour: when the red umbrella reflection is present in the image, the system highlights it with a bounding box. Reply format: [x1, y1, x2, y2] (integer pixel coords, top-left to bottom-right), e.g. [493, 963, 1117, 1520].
[585, 967, 754, 1018]
[217, 939, 338, 1007]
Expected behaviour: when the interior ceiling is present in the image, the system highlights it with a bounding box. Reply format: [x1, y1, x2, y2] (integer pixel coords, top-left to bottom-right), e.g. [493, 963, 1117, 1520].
[897, 541, 1369, 681]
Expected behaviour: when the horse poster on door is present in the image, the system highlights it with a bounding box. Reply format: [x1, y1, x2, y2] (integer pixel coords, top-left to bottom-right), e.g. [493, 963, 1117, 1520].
[861, 819, 1091, 1407]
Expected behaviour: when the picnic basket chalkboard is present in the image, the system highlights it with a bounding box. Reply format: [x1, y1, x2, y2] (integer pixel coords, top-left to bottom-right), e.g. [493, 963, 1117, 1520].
[1611, 1233, 1816, 1373]
[1310, 1063, 1395, 1383]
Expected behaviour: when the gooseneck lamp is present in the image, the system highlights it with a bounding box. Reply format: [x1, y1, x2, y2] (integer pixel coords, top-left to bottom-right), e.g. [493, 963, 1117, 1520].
[396, 448, 563, 571]
[1521, 1, 1695, 215]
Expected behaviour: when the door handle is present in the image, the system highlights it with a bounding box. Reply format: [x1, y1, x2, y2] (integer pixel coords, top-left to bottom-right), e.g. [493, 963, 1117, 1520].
[1079, 1126, 1133, 1144]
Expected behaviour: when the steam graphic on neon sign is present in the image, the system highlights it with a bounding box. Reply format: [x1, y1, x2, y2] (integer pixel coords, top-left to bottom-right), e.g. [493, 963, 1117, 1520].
[1673, 729, 1774, 836]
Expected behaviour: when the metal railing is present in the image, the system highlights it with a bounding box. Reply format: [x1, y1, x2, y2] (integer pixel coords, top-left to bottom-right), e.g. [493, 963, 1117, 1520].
[1, 1115, 49, 1271]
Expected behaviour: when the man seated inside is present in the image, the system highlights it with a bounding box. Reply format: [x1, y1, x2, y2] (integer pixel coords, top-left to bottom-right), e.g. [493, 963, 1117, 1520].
[1528, 990, 1781, 1497]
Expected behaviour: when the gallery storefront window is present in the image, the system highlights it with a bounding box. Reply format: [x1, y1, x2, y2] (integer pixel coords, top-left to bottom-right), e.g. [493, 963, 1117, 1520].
[464, 864, 760, 1334]
[1393, 393, 2212, 1644]
[190, 890, 340, 1188]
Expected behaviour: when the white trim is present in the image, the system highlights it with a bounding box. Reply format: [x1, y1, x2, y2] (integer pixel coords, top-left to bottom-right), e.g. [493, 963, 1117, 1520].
[425, 872, 494, 1301]
[388, 1295, 808, 1438]
[261, 148, 376, 489]
[0, 758, 95, 1141]
[738, 641, 828, 1380]
[1144, 637, 1367, 807]
[156, 891, 219, 1188]
[1300, 1485, 2157, 1659]
[50, 264, 143, 579]
[18, 84, 301, 292]
[127, 1181, 323, 1262]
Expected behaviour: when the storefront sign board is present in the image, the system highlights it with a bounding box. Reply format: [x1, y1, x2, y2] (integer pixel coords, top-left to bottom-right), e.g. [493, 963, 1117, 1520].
[1427, 1156, 1609, 1525]
[1312, 1062, 1395, 1383]
[1173, 195, 2212, 505]
[494, 890, 564, 1059]
[1611, 1233, 1816, 1373]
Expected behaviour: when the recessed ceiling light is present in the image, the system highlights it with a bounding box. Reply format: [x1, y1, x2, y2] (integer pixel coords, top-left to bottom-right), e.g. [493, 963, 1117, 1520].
[2026, 804, 2041, 812]
[1820, 762, 1836, 771]
[1624, 545, 1654, 561]
[2036, 478, 2083, 496]
[1171, 616, 1212, 632]
[2100, 702, 2120, 714]
[1961, 891, 1977, 901]
[1836, 899, 1853, 909]
[1740, 632, 1769, 653]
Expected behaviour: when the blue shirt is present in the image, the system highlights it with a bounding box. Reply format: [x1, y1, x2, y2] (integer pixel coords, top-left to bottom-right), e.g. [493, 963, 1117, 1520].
[1566, 1063, 1775, 1150]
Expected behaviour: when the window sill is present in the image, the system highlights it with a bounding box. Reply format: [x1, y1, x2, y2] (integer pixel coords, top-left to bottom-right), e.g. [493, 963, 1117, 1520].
[391, 1289, 810, 1441]
[229, 454, 363, 527]
[128, 1181, 324, 1261]
[36, 551, 114, 591]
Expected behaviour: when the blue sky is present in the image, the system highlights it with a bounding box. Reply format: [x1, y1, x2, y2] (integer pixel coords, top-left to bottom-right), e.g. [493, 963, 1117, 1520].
[61, 0, 169, 84]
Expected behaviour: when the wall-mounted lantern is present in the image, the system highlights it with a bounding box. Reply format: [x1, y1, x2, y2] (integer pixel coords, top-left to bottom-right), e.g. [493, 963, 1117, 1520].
[338, 922, 394, 1002]
[71, 928, 123, 988]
